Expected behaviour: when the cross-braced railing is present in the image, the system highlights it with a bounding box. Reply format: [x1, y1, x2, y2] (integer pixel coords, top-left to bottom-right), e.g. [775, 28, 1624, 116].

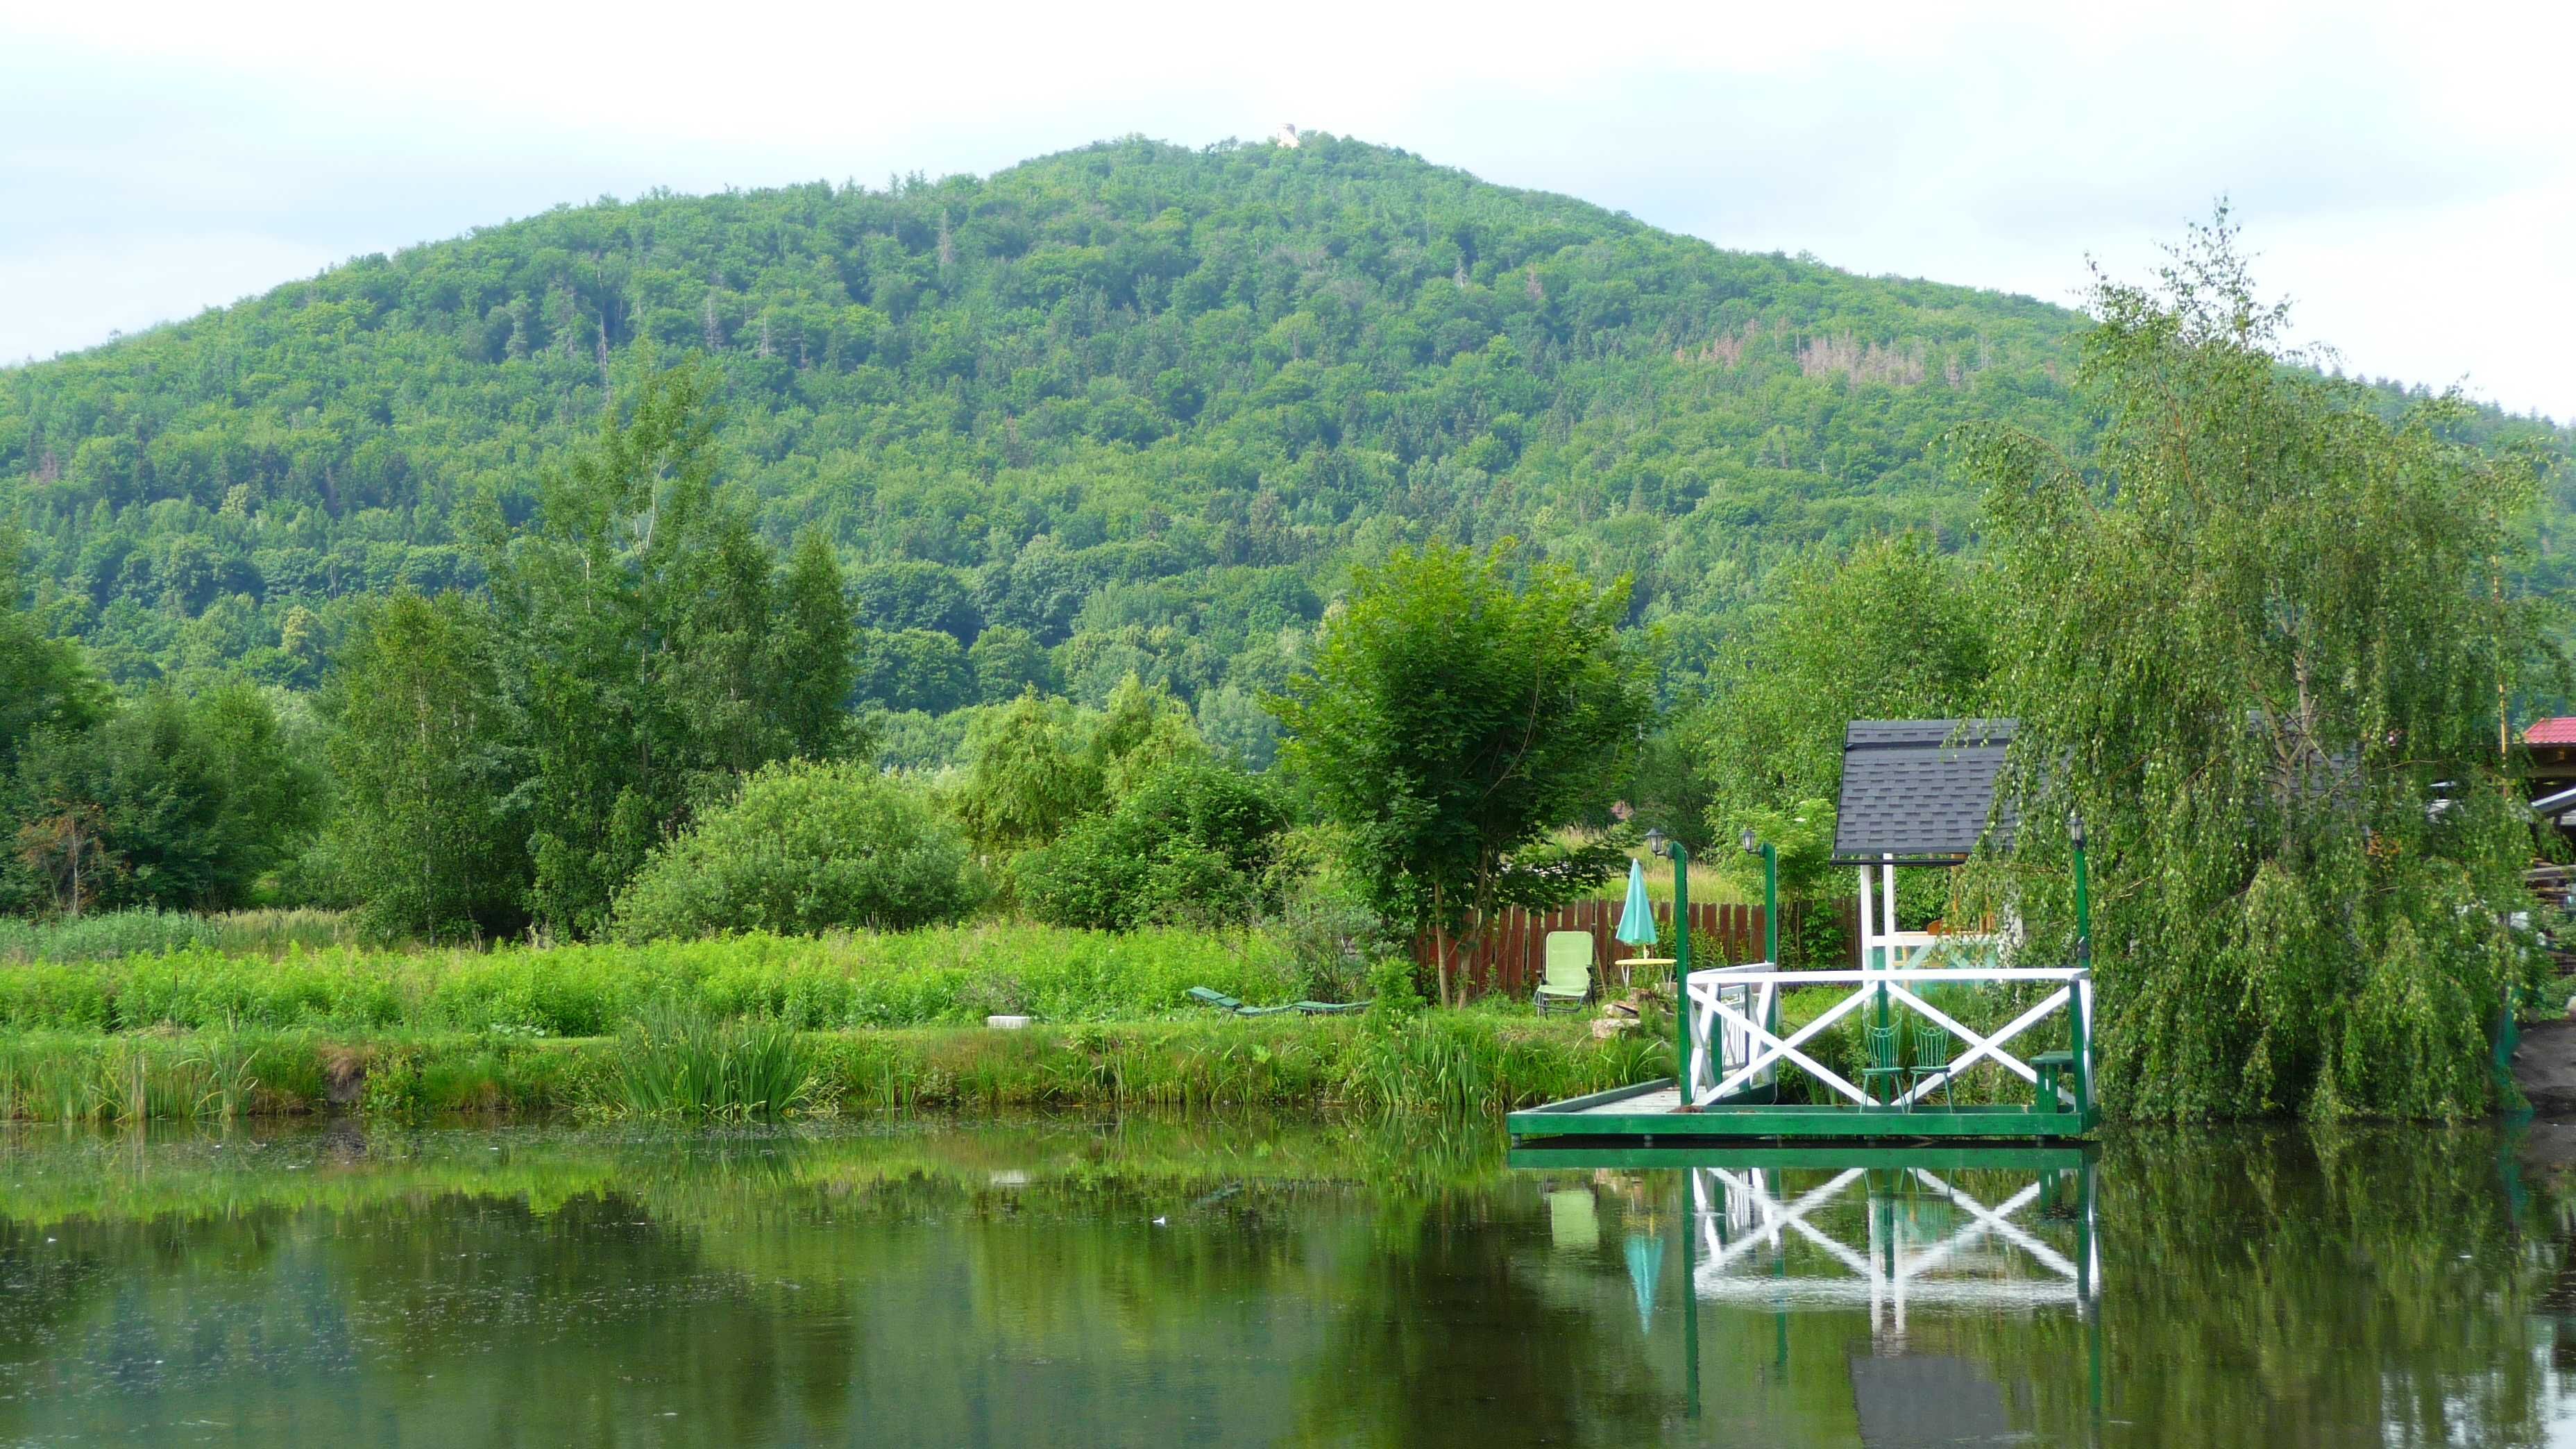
[1687, 1162, 2100, 1332]
[1684, 963, 2093, 1112]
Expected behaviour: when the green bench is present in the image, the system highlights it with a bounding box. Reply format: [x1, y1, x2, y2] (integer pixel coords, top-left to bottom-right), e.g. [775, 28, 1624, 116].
[2030, 1050, 2077, 1111]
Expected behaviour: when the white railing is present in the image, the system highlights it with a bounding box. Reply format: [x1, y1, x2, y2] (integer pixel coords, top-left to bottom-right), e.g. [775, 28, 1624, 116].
[1684, 963, 2092, 1110]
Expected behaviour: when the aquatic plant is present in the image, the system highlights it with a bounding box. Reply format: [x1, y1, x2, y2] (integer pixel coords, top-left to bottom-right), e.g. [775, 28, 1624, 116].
[602, 1006, 820, 1119]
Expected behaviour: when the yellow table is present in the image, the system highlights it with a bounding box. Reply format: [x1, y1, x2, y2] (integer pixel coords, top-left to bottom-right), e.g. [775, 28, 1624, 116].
[1618, 956, 1676, 990]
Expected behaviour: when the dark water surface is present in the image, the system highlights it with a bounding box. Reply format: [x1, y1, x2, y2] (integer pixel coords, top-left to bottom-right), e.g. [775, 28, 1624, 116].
[3, 1115, 2575, 1447]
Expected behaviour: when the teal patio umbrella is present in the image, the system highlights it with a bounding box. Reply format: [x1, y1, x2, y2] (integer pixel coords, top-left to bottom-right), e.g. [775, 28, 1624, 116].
[1616, 858, 1660, 953]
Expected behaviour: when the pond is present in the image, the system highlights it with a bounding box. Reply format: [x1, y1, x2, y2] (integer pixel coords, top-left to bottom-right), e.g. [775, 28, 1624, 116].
[3, 1115, 2576, 1446]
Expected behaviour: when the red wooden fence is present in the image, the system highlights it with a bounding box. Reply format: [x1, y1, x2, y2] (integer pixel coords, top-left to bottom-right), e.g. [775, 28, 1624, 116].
[1411, 899, 1863, 999]
[1411, 900, 1754, 999]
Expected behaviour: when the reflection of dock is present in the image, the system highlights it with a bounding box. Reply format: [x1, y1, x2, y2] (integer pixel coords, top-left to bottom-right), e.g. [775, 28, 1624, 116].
[1509, 1143, 2106, 1435]
[1514, 1144, 2097, 1323]
[1686, 1154, 2096, 1332]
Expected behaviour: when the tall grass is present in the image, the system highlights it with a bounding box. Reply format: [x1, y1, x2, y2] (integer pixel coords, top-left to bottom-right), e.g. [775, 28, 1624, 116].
[0, 1030, 321, 1123]
[0, 908, 362, 965]
[0, 923, 1304, 1036]
[607, 1006, 820, 1119]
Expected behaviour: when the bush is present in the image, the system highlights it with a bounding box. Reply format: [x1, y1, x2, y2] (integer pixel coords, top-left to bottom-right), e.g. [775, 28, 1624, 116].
[610, 761, 974, 942]
[1274, 885, 1394, 1003]
[1014, 760, 1290, 930]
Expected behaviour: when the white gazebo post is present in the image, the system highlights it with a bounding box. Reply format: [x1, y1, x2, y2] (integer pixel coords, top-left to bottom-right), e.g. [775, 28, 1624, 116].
[1856, 861, 1874, 970]
[1881, 852, 1898, 962]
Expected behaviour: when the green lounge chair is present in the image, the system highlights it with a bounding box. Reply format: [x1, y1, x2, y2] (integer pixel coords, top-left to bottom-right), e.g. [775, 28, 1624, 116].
[1187, 986, 1296, 1017]
[1535, 931, 1593, 1015]
[1188, 986, 1365, 1018]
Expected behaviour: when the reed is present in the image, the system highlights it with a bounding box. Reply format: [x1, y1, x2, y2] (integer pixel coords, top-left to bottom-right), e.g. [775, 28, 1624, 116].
[607, 1006, 821, 1119]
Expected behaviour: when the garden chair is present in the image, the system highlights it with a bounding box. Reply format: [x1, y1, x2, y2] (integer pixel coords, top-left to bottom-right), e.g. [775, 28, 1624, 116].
[1861, 1024, 1904, 1106]
[1535, 931, 1594, 1014]
[1906, 1018, 1952, 1107]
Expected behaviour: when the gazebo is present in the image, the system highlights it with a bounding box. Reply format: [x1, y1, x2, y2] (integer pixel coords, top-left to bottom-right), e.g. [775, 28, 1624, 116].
[1508, 718, 2096, 1142]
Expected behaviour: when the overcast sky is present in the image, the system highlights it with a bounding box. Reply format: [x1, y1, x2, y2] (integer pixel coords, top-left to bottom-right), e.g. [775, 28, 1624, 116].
[5, 1, 2569, 421]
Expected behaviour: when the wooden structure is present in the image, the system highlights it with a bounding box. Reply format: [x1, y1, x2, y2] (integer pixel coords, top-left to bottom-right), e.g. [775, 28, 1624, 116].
[1509, 720, 2097, 1143]
[2525, 718, 2576, 799]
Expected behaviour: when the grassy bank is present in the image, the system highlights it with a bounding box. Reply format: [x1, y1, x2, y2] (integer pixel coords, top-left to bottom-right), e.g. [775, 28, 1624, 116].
[0, 1012, 1663, 1124]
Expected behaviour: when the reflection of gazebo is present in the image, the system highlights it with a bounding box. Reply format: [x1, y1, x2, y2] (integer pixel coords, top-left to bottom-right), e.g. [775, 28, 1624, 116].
[1832, 720, 2017, 971]
[1508, 1142, 2106, 1434]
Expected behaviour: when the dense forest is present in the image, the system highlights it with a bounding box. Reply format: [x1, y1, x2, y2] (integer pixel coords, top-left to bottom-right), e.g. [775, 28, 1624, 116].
[17, 132, 2563, 762]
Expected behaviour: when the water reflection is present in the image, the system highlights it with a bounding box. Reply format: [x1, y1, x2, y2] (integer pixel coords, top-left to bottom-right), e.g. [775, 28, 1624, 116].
[1514, 1143, 2101, 1445]
[0, 1118, 2569, 1445]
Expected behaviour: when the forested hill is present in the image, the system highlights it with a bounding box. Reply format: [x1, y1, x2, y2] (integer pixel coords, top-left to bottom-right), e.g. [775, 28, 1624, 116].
[1, 133, 2565, 752]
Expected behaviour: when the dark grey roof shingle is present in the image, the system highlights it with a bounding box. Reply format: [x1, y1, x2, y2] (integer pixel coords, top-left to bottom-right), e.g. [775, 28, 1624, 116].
[1831, 718, 2017, 865]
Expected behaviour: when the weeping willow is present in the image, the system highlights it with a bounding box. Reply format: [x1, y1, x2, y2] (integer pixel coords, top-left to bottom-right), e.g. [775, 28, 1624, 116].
[1964, 217, 2557, 1119]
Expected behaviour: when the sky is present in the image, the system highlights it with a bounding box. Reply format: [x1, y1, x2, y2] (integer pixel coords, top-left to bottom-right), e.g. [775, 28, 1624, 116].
[4, 0, 2570, 421]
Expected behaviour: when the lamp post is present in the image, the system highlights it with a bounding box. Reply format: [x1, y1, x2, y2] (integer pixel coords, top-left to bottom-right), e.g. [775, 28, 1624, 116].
[2068, 812, 2090, 970]
[2069, 810, 2093, 1115]
[1647, 827, 1693, 1110]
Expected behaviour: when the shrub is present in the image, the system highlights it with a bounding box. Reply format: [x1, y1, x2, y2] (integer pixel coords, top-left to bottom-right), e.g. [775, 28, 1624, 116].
[609, 761, 974, 941]
[1014, 760, 1291, 930]
[1274, 885, 1394, 1003]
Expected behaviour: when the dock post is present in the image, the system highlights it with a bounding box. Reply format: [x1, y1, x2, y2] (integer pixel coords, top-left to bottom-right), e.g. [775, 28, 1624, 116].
[1672, 840, 1694, 1111]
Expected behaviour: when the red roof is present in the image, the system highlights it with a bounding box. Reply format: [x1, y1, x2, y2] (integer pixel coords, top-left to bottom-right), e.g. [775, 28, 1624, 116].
[2526, 718, 2576, 746]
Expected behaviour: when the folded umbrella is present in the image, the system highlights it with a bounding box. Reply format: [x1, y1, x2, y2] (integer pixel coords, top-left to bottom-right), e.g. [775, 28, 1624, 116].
[1616, 858, 1659, 950]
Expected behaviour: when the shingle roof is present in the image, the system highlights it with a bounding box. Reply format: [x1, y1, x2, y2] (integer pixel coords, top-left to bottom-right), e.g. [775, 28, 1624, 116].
[2527, 717, 2576, 747]
[1831, 719, 2017, 866]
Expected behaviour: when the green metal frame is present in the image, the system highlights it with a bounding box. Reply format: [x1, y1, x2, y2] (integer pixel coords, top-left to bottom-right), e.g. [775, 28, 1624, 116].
[1506, 1085, 2101, 1140]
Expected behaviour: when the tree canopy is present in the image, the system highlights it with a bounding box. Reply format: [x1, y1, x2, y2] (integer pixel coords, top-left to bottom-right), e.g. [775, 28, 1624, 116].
[1965, 218, 2555, 1118]
[1271, 539, 1647, 1003]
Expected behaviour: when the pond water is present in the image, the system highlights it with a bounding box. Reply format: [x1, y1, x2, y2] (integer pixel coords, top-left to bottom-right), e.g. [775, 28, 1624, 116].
[4, 1115, 2576, 1447]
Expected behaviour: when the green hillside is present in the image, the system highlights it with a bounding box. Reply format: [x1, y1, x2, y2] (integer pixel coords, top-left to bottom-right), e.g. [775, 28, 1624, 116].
[1, 133, 2564, 764]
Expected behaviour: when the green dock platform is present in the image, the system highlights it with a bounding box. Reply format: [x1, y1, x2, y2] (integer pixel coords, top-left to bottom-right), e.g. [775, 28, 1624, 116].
[1506, 1077, 2101, 1143]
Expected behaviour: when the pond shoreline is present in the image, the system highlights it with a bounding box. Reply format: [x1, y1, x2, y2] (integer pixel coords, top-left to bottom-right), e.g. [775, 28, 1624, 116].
[0, 1013, 1663, 1123]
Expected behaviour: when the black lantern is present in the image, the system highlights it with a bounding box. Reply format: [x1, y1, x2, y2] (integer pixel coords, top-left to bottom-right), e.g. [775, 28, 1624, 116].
[1643, 827, 1670, 859]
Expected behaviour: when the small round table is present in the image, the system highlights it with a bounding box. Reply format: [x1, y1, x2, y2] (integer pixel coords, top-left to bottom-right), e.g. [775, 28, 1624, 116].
[1618, 956, 1677, 991]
